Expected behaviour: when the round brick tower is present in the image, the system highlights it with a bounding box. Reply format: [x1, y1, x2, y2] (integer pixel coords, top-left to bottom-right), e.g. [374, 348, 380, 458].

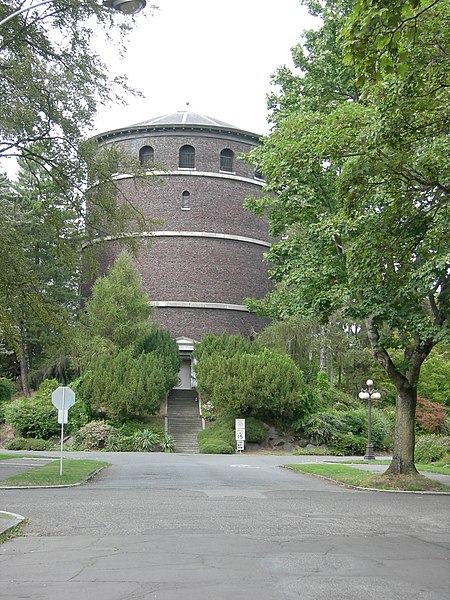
[88, 110, 272, 345]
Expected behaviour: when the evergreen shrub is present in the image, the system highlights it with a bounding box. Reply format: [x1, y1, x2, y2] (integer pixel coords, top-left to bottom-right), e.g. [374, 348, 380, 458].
[198, 416, 235, 454]
[195, 335, 308, 423]
[81, 348, 170, 421]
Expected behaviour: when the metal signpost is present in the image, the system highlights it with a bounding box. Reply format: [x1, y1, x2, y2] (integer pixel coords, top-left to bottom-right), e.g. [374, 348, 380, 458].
[235, 418, 245, 452]
[51, 386, 76, 476]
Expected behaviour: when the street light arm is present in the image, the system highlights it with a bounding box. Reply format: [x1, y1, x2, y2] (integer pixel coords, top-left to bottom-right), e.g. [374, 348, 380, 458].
[0, 0, 146, 27]
[0, 0, 54, 27]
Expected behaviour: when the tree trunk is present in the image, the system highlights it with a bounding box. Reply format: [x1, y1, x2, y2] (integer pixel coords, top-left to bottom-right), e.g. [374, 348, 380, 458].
[19, 322, 31, 398]
[319, 326, 327, 372]
[385, 386, 418, 475]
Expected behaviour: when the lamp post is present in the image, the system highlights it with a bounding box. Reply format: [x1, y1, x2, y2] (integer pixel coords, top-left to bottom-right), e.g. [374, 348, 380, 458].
[358, 379, 381, 460]
[0, 0, 146, 27]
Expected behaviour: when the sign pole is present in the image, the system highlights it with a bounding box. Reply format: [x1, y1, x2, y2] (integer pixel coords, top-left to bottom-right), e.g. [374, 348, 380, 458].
[59, 387, 65, 477]
[52, 385, 76, 478]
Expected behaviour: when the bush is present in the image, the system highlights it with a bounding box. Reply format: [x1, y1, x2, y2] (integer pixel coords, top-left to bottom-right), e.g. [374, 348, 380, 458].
[340, 409, 393, 450]
[4, 396, 59, 439]
[198, 416, 235, 454]
[244, 417, 267, 444]
[5, 437, 52, 451]
[295, 411, 345, 444]
[130, 429, 161, 451]
[199, 440, 235, 454]
[81, 347, 171, 422]
[196, 346, 308, 423]
[0, 377, 14, 402]
[75, 421, 116, 449]
[415, 434, 450, 463]
[330, 388, 360, 410]
[160, 433, 176, 453]
[328, 433, 367, 456]
[415, 397, 448, 434]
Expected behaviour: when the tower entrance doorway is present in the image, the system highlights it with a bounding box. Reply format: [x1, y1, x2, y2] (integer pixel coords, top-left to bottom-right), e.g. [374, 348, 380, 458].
[175, 337, 197, 390]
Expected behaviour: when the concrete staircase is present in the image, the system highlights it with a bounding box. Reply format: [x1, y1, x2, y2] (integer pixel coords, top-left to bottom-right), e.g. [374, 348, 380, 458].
[167, 389, 203, 453]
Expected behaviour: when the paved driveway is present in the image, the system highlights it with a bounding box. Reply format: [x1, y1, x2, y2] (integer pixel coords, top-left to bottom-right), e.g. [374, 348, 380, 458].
[1, 452, 449, 599]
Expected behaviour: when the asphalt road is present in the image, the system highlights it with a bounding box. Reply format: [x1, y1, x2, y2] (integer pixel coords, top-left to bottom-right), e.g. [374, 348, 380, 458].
[1, 451, 449, 599]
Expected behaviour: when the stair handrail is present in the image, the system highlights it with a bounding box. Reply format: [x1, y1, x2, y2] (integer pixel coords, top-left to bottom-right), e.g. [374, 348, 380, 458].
[197, 391, 206, 430]
[164, 392, 169, 434]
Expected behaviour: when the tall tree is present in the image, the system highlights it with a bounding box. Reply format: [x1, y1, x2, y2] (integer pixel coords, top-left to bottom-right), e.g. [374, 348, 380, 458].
[246, 0, 449, 475]
[0, 2, 158, 388]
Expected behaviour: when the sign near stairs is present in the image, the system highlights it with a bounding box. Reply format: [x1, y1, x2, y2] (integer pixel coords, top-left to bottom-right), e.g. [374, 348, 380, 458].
[167, 389, 202, 453]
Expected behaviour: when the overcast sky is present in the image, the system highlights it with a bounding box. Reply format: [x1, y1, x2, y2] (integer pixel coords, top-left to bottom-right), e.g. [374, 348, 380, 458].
[93, 0, 319, 136]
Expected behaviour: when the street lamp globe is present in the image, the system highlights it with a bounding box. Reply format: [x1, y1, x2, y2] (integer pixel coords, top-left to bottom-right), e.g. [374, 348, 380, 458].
[366, 379, 374, 387]
[104, 0, 146, 14]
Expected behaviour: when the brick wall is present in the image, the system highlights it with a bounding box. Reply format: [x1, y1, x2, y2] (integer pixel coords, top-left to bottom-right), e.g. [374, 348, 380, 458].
[86, 122, 273, 340]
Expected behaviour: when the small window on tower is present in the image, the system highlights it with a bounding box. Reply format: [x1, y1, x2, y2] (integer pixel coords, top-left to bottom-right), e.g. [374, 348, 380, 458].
[139, 146, 154, 166]
[179, 145, 195, 169]
[181, 191, 190, 210]
[220, 148, 234, 172]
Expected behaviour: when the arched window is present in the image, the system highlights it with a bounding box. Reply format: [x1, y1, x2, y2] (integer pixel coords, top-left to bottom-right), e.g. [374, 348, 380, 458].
[181, 191, 190, 210]
[139, 145, 154, 166]
[220, 148, 234, 172]
[179, 145, 195, 169]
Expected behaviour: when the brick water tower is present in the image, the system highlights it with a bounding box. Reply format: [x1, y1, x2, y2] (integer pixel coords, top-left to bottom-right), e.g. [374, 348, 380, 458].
[87, 110, 272, 386]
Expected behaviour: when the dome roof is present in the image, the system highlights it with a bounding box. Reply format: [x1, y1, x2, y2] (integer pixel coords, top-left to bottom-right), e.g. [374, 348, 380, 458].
[132, 111, 238, 129]
[96, 110, 260, 144]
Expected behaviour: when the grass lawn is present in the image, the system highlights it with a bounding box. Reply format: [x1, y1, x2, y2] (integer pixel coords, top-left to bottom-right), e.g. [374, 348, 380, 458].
[285, 463, 450, 492]
[0, 458, 109, 486]
[326, 459, 450, 476]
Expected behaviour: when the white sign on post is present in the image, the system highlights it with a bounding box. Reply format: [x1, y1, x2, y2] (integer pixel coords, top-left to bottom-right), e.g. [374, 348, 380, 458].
[235, 418, 246, 452]
[52, 386, 76, 477]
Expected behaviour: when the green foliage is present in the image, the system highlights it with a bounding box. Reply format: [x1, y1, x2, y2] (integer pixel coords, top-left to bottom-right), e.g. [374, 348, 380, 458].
[316, 371, 331, 404]
[198, 416, 235, 454]
[244, 417, 268, 444]
[0, 377, 14, 402]
[130, 429, 161, 452]
[74, 421, 115, 450]
[195, 335, 309, 423]
[80, 347, 170, 422]
[294, 411, 345, 444]
[330, 388, 360, 410]
[193, 332, 257, 362]
[415, 435, 450, 464]
[137, 329, 181, 375]
[4, 379, 61, 439]
[295, 407, 393, 450]
[5, 437, 52, 451]
[160, 434, 176, 453]
[418, 346, 450, 407]
[245, 0, 449, 474]
[328, 433, 367, 456]
[79, 253, 154, 357]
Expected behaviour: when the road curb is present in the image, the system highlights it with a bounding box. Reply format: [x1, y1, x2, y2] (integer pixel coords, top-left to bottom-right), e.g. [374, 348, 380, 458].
[283, 466, 450, 495]
[0, 465, 108, 490]
[0, 511, 25, 536]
